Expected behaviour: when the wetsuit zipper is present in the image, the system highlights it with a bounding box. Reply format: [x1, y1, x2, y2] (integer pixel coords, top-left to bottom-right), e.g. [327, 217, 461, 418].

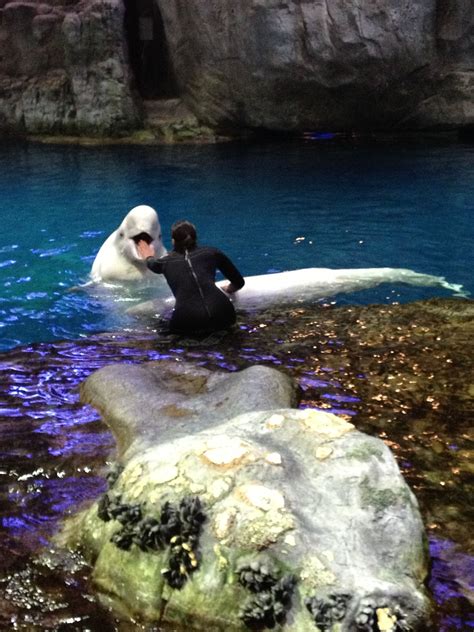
[184, 250, 212, 319]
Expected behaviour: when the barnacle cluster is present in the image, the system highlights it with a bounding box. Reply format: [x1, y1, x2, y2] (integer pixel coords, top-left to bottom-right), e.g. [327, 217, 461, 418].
[97, 492, 143, 550]
[305, 592, 413, 631]
[105, 462, 124, 488]
[237, 561, 296, 629]
[159, 497, 206, 589]
[97, 492, 205, 589]
[355, 598, 411, 632]
[305, 592, 351, 630]
[97, 492, 142, 525]
[162, 533, 200, 589]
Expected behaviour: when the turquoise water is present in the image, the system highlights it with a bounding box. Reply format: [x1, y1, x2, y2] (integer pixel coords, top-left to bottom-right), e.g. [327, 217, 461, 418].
[0, 139, 472, 349]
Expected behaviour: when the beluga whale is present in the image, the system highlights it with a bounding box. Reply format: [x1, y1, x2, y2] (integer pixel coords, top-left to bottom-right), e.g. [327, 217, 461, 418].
[127, 266, 465, 317]
[90, 205, 167, 283]
[224, 267, 466, 309]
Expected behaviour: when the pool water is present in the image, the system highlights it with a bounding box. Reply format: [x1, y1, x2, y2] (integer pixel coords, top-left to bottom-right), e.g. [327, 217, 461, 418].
[0, 139, 472, 349]
[0, 139, 473, 631]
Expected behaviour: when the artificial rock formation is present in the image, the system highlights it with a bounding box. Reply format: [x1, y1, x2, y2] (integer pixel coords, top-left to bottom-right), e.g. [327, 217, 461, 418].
[0, 0, 141, 135]
[157, 0, 474, 132]
[0, 0, 473, 137]
[58, 361, 430, 630]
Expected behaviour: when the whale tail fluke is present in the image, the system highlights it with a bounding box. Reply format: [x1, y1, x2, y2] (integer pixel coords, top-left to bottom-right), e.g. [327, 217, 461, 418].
[424, 273, 468, 297]
[441, 281, 469, 298]
[393, 269, 467, 297]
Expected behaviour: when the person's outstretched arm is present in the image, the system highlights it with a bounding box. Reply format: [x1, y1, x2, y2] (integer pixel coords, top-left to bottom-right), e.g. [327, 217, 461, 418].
[137, 240, 164, 274]
[216, 250, 245, 293]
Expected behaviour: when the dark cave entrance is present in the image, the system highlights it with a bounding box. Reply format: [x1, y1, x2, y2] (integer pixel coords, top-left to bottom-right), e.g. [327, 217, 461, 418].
[124, 0, 178, 99]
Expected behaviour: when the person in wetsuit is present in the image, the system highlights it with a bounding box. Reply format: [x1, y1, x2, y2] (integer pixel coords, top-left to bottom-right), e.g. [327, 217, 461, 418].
[137, 220, 245, 334]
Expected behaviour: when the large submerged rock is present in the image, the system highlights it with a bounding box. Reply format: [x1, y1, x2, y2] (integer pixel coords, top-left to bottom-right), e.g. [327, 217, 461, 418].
[59, 361, 430, 630]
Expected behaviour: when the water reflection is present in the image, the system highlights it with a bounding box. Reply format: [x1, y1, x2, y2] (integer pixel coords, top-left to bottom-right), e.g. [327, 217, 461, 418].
[0, 298, 472, 630]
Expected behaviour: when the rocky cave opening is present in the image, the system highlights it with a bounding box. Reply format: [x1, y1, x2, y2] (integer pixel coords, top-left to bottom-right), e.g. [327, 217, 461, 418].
[124, 0, 178, 100]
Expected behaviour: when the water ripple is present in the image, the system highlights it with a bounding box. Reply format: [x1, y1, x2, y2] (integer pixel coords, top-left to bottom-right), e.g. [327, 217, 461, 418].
[0, 259, 16, 268]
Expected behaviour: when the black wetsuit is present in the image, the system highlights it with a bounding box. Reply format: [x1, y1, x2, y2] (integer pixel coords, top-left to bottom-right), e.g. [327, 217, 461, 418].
[145, 245, 245, 334]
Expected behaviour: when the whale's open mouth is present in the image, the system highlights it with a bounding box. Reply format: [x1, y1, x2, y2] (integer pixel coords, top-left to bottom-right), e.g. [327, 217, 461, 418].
[132, 232, 153, 245]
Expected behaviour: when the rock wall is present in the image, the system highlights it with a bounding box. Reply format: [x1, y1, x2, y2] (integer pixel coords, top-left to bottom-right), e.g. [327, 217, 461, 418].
[0, 0, 141, 135]
[156, 0, 474, 132]
[0, 0, 472, 136]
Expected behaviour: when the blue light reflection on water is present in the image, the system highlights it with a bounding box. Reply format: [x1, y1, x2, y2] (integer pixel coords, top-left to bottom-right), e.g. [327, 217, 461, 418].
[0, 140, 473, 349]
[429, 538, 474, 631]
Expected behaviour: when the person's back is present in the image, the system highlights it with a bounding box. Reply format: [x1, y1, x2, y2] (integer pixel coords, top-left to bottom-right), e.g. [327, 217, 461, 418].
[138, 220, 244, 334]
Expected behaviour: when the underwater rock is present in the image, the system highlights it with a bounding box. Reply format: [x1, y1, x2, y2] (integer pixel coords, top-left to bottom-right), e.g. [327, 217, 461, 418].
[57, 363, 430, 630]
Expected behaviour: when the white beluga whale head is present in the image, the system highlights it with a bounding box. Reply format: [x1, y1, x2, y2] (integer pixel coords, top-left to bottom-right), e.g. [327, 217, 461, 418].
[90, 205, 167, 283]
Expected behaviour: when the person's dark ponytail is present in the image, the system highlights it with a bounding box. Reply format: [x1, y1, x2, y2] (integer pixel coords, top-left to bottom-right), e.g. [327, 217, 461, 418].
[171, 220, 197, 254]
[182, 234, 194, 250]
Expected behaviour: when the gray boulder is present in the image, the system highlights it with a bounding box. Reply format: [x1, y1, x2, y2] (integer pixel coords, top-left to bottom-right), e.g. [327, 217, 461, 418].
[59, 362, 430, 630]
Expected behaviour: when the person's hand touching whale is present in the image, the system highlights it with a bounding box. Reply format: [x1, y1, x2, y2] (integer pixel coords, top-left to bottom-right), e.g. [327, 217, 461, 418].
[137, 240, 155, 260]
